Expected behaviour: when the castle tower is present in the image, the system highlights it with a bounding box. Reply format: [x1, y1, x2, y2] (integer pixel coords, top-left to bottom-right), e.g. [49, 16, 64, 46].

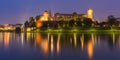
[40, 11, 50, 21]
[87, 8, 93, 19]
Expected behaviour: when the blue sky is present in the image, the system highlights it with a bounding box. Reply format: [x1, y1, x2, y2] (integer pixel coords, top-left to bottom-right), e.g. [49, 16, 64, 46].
[0, 0, 120, 24]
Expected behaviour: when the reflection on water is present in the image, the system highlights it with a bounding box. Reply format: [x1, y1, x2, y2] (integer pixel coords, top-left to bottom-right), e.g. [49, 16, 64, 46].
[4, 32, 10, 48]
[0, 32, 120, 60]
[87, 38, 93, 59]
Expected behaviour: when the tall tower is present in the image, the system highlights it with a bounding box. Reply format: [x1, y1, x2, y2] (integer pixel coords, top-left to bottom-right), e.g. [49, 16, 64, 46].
[40, 11, 49, 21]
[87, 8, 93, 19]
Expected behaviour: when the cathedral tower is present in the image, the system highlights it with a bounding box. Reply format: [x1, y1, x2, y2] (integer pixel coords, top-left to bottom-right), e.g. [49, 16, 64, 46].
[87, 8, 93, 19]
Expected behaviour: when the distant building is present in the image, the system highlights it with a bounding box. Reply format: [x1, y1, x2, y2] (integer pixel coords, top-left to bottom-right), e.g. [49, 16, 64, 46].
[2, 24, 23, 31]
[3, 24, 11, 30]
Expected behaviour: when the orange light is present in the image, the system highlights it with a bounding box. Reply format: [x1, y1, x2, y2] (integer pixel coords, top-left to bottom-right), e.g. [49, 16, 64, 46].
[41, 40, 49, 54]
[36, 33, 42, 46]
[4, 32, 10, 48]
[36, 21, 42, 27]
[57, 41, 60, 53]
[87, 40, 93, 59]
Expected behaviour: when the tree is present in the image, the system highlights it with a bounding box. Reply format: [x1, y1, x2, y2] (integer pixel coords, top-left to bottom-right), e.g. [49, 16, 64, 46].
[29, 17, 35, 27]
[35, 15, 41, 21]
[31, 21, 36, 28]
[57, 20, 65, 28]
[69, 20, 75, 27]
[82, 18, 93, 28]
[24, 21, 29, 32]
[24, 21, 29, 28]
[77, 18, 82, 27]
[29, 17, 36, 29]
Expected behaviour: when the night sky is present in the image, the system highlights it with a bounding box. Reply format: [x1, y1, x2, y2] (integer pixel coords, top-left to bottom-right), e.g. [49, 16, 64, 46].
[0, 0, 120, 24]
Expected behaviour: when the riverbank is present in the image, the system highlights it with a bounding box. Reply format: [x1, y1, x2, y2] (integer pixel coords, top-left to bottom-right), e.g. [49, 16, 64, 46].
[1, 27, 120, 34]
[28, 28, 120, 34]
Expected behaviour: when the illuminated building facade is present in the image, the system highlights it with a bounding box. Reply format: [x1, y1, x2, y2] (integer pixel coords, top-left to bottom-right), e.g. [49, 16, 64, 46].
[40, 10, 53, 21]
[54, 13, 87, 21]
[40, 11, 50, 21]
[87, 8, 93, 19]
[0, 24, 23, 31]
[36, 11, 53, 27]
[36, 9, 94, 27]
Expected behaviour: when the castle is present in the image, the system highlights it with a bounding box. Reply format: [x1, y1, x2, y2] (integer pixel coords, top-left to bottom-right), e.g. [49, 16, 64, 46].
[36, 8, 94, 27]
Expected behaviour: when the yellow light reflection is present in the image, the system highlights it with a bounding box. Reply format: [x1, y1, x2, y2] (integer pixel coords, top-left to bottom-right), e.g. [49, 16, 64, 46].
[91, 33, 95, 46]
[27, 33, 31, 40]
[57, 42, 60, 53]
[21, 33, 24, 45]
[51, 35, 54, 53]
[41, 40, 49, 54]
[87, 40, 93, 59]
[36, 33, 42, 46]
[57, 33, 61, 53]
[48, 33, 50, 42]
[0, 33, 3, 44]
[35, 33, 49, 54]
[4, 32, 10, 48]
[80, 34, 84, 50]
[36, 33, 49, 54]
[112, 33, 115, 44]
[74, 33, 77, 48]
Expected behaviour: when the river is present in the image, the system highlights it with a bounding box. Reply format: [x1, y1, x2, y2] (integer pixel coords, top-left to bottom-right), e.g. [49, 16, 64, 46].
[0, 32, 120, 60]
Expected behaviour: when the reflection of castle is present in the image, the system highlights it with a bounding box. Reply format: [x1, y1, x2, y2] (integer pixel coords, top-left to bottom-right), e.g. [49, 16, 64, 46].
[23, 32, 120, 60]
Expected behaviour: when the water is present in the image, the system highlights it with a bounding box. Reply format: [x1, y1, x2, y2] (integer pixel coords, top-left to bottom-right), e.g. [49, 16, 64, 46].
[0, 32, 120, 60]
